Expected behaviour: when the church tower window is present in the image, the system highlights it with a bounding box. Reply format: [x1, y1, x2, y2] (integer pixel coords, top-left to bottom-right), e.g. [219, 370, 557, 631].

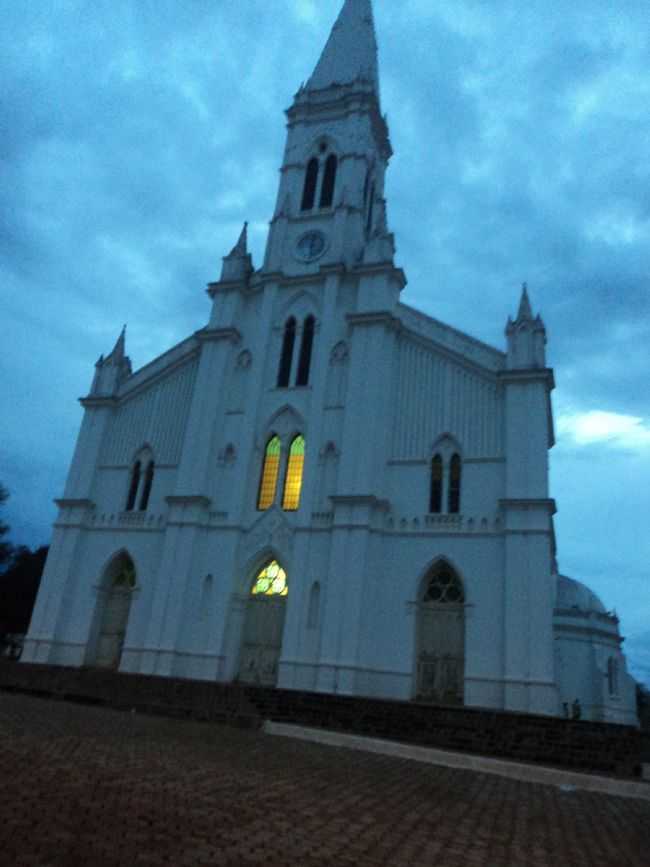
[448, 454, 461, 514]
[430, 455, 443, 513]
[125, 461, 141, 511]
[295, 316, 315, 386]
[277, 317, 296, 387]
[258, 435, 282, 510]
[301, 158, 319, 211]
[366, 182, 376, 233]
[282, 435, 305, 511]
[139, 461, 155, 511]
[319, 154, 337, 208]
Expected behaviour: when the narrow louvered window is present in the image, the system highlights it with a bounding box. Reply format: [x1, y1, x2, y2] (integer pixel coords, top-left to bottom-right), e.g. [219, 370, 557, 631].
[126, 461, 141, 511]
[139, 461, 154, 511]
[282, 435, 305, 511]
[301, 158, 319, 211]
[258, 436, 281, 510]
[430, 455, 442, 513]
[448, 454, 461, 514]
[295, 316, 315, 386]
[319, 154, 337, 208]
[277, 317, 296, 387]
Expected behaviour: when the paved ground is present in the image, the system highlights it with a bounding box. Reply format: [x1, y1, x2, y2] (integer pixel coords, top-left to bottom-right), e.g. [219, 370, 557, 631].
[0, 693, 647, 867]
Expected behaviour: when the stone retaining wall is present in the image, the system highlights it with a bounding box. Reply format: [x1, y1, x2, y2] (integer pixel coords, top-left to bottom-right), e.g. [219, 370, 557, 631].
[1, 661, 648, 778]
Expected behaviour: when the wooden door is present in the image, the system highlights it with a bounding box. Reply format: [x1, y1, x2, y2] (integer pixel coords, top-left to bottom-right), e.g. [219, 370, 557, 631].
[95, 587, 132, 669]
[416, 603, 464, 704]
[239, 596, 287, 686]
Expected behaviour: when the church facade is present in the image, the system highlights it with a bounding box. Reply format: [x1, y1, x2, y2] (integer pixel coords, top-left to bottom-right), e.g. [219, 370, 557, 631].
[23, 0, 638, 725]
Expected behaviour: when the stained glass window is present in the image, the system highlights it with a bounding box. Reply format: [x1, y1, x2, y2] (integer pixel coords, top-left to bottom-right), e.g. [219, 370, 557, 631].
[257, 435, 281, 510]
[423, 565, 464, 604]
[251, 560, 288, 597]
[448, 453, 461, 514]
[430, 454, 442, 513]
[282, 435, 305, 511]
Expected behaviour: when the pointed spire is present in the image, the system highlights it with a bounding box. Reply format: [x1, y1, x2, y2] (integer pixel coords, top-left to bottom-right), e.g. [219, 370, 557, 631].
[107, 325, 126, 363]
[229, 222, 248, 257]
[517, 282, 533, 321]
[308, 0, 379, 95]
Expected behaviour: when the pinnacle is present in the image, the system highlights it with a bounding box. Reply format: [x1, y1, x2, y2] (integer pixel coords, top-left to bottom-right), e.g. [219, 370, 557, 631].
[307, 0, 379, 95]
[107, 325, 126, 362]
[229, 222, 248, 257]
[517, 282, 534, 321]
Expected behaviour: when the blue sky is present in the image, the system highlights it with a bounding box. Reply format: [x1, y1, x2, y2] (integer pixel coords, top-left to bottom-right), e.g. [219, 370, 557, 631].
[1, 0, 648, 683]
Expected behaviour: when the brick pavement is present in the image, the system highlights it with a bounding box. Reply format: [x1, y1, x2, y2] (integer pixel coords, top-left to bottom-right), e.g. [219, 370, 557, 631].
[0, 693, 647, 867]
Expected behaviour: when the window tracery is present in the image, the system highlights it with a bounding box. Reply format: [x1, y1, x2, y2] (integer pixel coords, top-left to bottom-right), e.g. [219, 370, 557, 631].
[422, 565, 465, 604]
[251, 560, 288, 597]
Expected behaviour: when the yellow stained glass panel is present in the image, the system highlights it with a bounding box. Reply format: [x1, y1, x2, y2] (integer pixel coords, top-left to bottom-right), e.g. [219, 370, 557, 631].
[251, 561, 288, 597]
[258, 436, 281, 510]
[282, 435, 305, 511]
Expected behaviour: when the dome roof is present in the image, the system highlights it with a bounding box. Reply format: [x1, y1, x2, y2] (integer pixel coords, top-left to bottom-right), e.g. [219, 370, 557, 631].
[556, 575, 608, 614]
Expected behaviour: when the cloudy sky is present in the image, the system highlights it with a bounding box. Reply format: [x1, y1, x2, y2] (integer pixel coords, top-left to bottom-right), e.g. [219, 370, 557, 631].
[1, 0, 648, 682]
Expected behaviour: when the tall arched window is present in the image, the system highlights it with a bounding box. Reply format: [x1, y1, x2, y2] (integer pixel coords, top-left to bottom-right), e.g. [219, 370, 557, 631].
[277, 317, 296, 387]
[258, 435, 281, 510]
[139, 461, 155, 511]
[295, 315, 315, 386]
[125, 461, 141, 511]
[301, 157, 319, 211]
[448, 454, 461, 514]
[319, 154, 337, 208]
[282, 435, 305, 511]
[430, 455, 443, 513]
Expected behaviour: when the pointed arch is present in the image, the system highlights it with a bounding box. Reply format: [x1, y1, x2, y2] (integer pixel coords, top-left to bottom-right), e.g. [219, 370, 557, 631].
[319, 154, 337, 208]
[277, 317, 296, 387]
[89, 550, 137, 670]
[282, 434, 305, 511]
[295, 315, 315, 386]
[301, 157, 319, 211]
[257, 435, 282, 510]
[415, 559, 465, 705]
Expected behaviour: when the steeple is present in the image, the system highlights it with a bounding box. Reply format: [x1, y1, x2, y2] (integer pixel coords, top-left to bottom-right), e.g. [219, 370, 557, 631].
[219, 221, 253, 284]
[307, 0, 379, 97]
[263, 0, 396, 277]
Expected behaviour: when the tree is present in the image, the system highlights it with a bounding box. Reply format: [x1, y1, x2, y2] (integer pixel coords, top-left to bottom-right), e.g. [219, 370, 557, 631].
[0, 545, 48, 637]
[0, 484, 12, 568]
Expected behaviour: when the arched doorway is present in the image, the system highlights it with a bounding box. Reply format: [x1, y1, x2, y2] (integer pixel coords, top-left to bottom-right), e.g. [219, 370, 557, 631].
[93, 554, 136, 669]
[239, 560, 288, 686]
[415, 561, 465, 704]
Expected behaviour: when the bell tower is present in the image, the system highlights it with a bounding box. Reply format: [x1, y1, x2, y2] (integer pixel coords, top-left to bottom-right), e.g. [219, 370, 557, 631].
[264, 0, 395, 276]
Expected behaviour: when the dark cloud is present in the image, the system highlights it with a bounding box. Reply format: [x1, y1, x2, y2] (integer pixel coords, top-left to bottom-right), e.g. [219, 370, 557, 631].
[1, 0, 648, 680]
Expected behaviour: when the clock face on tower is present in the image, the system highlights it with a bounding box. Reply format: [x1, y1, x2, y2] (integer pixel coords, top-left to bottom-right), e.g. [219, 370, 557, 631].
[295, 230, 327, 262]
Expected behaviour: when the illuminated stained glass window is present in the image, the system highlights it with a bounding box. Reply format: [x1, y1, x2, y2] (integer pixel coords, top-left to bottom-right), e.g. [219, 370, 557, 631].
[282, 435, 305, 511]
[251, 560, 288, 597]
[257, 435, 281, 510]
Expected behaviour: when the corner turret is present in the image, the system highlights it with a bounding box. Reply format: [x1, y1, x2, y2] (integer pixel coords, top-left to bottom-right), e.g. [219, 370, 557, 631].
[506, 283, 547, 369]
[90, 326, 132, 396]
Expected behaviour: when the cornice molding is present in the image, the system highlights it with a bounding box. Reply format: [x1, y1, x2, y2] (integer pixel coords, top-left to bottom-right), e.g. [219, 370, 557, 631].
[499, 367, 555, 389]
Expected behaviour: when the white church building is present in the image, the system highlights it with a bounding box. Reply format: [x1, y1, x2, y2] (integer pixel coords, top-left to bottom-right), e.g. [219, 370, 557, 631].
[23, 0, 638, 725]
